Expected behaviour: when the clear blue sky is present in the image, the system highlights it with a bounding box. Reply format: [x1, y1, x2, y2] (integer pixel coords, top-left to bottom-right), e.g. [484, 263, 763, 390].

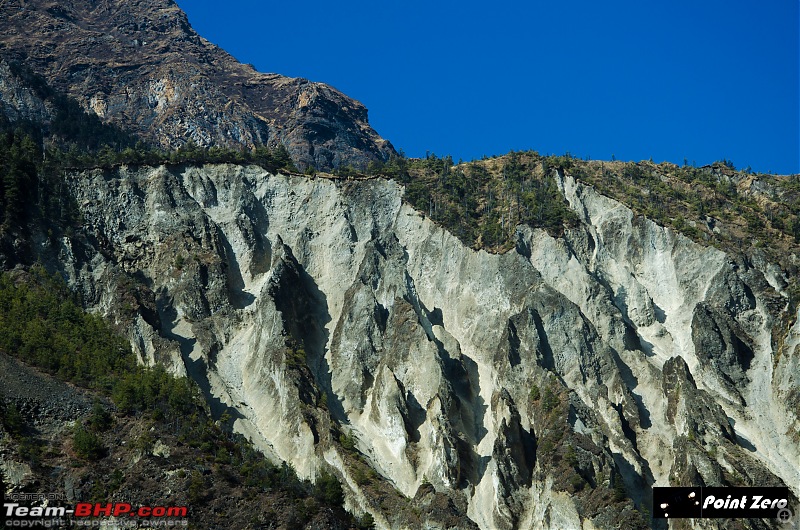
[175, 0, 799, 174]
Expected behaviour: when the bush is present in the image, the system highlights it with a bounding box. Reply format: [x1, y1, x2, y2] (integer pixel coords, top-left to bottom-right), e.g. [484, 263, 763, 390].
[352, 466, 376, 486]
[565, 445, 578, 467]
[612, 471, 627, 501]
[339, 432, 357, 451]
[314, 470, 344, 506]
[18, 437, 44, 466]
[87, 401, 113, 432]
[2, 402, 24, 435]
[539, 439, 555, 454]
[357, 513, 375, 530]
[569, 474, 584, 491]
[187, 471, 208, 503]
[73, 425, 105, 460]
[541, 387, 560, 413]
[285, 342, 307, 370]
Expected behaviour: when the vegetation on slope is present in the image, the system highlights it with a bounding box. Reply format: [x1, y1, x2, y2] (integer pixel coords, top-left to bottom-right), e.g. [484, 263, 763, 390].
[529, 375, 649, 527]
[367, 151, 579, 251]
[43, 138, 299, 174]
[368, 150, 799, 316]
[367, 149, 800, 385]
[369, 151, 799, 260]
[0, 267, 370, 528]
[5, 60, 798, 271]
[1, 62, 798, 527]
[545, 155, 800, 331]
[558, 156, 800, 259]
[0, 129, 81, 245]
[0, 128, 297, 265]
[0, 62, 300, 264]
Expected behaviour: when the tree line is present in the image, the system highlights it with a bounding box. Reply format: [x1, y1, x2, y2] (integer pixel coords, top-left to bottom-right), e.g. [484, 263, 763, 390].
[368, 150, 578, 251]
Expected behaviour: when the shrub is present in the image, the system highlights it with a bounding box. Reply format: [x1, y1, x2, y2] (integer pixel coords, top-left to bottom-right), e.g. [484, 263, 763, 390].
[339, 432, 357, 451]
[73, 425, 105, 460]
[352, 466, 376, 486]
[565, 445, 578, 467]
[2, 402, 24, 435]
[612, 471, 627, 501]
[87, 401, 113, 432]
[187, 471, 208, 503]
[357, 513, 376, 530]
[314, 470, 344, 506]
[541, 387, 560, 413]
[18, 437, 44, 466]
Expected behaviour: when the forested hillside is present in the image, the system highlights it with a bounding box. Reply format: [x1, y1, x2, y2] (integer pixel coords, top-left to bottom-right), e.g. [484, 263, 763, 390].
[0, 266, 370, 528]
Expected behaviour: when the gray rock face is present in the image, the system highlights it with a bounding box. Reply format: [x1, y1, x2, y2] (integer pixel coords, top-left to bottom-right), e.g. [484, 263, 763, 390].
[0, 0, 395, 170]
[0, 60, 53, 125]
[55, 164, 799, 529]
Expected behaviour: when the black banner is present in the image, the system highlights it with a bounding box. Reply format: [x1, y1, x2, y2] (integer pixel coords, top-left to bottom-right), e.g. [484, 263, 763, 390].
[653, 487, 791, 519]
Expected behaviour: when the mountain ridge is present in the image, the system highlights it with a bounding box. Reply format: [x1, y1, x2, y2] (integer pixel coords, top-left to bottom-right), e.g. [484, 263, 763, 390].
[0, 136, 797, 526]
[0, 0, 395, 170]
[34, 161, 796, 528]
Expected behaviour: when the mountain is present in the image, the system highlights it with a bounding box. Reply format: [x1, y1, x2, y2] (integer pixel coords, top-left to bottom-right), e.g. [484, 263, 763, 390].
[0, 157, 791, 529]
[0, 0, 395, 170]
[0, 1, 798, 528]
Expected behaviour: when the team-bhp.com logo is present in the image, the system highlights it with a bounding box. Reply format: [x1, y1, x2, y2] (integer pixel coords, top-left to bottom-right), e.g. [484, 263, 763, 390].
[653, 487, 794, 524]
[5, 501, 188, 527]
[72, 504, 188, 518]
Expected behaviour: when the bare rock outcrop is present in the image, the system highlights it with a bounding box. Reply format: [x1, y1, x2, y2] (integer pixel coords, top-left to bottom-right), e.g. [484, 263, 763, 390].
[43, 163, 798, 529]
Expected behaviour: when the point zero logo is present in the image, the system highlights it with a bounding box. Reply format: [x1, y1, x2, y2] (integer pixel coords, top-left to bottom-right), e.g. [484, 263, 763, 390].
[654, 487, 792, 519]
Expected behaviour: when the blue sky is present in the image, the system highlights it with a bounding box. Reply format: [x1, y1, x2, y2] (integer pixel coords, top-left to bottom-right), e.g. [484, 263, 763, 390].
[175, 0, 799, 174]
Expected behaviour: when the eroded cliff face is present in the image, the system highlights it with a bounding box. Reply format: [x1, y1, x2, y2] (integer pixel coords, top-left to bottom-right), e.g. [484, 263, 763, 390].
[54, 164, 799, 529]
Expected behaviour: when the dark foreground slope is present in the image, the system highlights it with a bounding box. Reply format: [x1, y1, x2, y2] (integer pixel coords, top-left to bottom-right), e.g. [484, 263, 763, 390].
[0, 268, 367, 529]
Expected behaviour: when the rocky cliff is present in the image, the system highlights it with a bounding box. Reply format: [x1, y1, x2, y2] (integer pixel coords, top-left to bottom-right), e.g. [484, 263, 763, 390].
[39, 162, 798, 529]
[0, 0, 395, 170]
